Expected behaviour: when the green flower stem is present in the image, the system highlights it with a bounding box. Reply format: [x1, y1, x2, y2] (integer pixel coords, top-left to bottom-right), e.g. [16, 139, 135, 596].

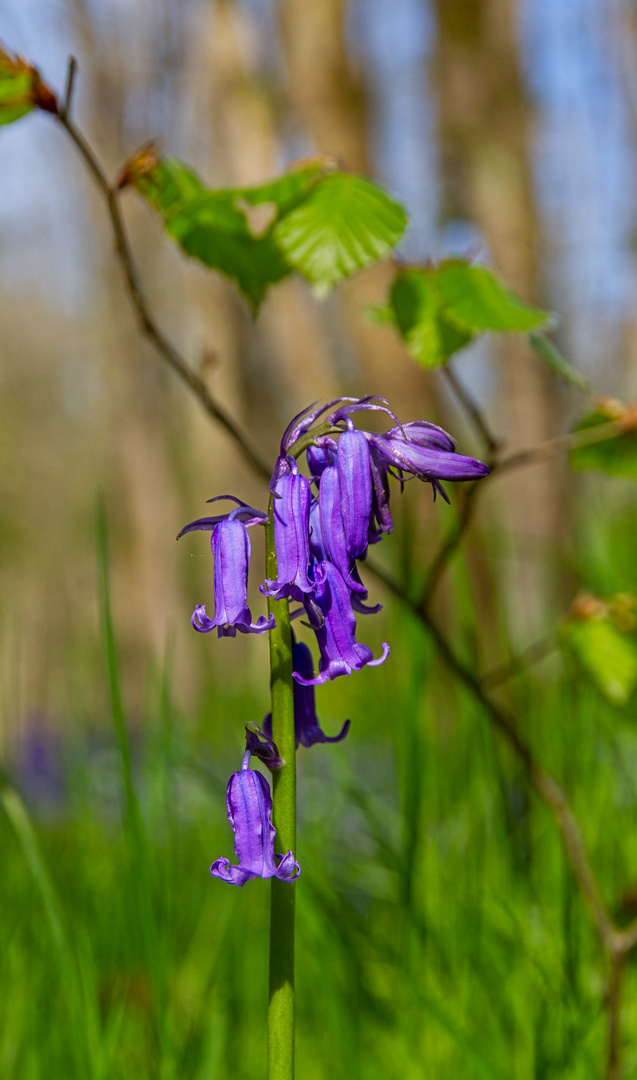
[265, 504, 297, 1080]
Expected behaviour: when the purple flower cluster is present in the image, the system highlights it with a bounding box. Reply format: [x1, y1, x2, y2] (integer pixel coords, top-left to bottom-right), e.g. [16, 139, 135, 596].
[179, 397, 489, 886]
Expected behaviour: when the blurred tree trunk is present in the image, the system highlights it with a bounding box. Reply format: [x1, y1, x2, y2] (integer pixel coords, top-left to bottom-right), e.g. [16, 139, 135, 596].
[197, 0, 340, 444]
[431, 0, 565, 638]
[277, 0, 434, 422]
[70, 0, 192, 703]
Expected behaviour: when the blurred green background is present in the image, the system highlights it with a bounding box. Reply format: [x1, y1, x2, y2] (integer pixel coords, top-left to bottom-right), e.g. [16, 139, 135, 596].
[3, 0, 637, 1076]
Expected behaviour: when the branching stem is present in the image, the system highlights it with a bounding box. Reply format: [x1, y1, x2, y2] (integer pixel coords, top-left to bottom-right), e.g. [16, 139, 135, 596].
[367, 558, 637, 1036]
[442, 365, 500, 453]
[54, 60, 270, 482]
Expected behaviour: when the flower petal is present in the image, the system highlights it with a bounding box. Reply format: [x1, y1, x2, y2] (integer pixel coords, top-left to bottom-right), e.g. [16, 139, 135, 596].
[336, 424, 373, 559]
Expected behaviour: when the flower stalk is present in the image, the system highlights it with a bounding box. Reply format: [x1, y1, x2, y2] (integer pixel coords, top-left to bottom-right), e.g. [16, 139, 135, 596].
[265, 500, 297, 1080]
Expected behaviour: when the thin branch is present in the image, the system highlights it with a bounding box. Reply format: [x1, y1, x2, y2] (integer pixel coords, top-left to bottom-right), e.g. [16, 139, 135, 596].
[495, 418, 632, 476]
[442, 365, 500, 453]
[482, 633, 558, 688]
[419, 413, 631, 604]
[366, 558, 630, 954]
[60, 55, 78, 121]
[418, 477, 485, 605]
[54, 90, 271, 483]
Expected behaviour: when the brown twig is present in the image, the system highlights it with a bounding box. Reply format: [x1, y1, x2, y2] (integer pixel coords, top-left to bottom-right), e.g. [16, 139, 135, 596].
[419, 477, 485, 604]
[60, 55, 77, 121]
[54, 61, 270, 483]
[482, 633, 558, 687]
[442, 364, 500, 453]
[367, 557, 637, 961]
[418, 412, 631, 605]
[495, 418, 632, 476]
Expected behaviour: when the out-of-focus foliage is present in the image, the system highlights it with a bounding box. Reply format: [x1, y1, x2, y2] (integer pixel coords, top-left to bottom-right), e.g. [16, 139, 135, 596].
[122, 149, 407, 307]
[563, 593, 637, 706]
[570, 401, 637, 477]
[528, 333, 590, 390]
[370, 260, 550, 369]
[0, 44, 56, 124]
[4, 545, 637, 1079]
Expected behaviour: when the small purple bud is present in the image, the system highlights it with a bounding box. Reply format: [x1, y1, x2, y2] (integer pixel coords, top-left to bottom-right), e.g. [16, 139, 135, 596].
[384, 420, 456, 453]
[244, 723, 285, 770]
[211, 752, 300, 887]
[306, 437, 338, 484]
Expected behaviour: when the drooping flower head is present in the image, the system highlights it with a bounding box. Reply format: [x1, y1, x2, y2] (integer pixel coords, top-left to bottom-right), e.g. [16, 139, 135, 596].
[366, 422, 489, 492]
[178, 499, 275, 637]
[262, 458, 314, 601]
[179, 399, 489, 678]
[295, 560, 390, 686]
[211, 746, 300, 887]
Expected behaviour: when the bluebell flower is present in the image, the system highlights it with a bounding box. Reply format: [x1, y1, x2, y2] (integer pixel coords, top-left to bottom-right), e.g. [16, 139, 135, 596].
[317, 466, 367, 594]
[366, 423, 489, 486]
[262, 460, 314, 601]
[368, 444, 393, 538]
[295, 561, 389, 686]
[178, 504, 275, 637]
[336, 420, 373, 559]
[264, 638, 351, 748]
[211, 748, 300, 887]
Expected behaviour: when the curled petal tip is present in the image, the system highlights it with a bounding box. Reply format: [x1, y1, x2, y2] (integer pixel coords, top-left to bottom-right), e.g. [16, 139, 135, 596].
[367, 643, 390, 668]
[292, 668, 329, 687]
[191, 604, 215, 633]
[322, 718, 351, 744]
[274, 851, 301, 882]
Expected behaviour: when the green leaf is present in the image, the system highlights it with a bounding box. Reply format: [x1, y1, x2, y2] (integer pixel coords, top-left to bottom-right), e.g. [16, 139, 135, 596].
[569, 409, 637, 478]
[0, 49, 35, 125]
[130, 155, 327, 307]
[273, 172, 408, 295]
[388, 270, 472, 368]
[377, 260, 552, 370]
[564, 618, 637, 705]
[128, 157, 406, 305]
[435, 260, 551, 333]
[529, 333, 590, 390]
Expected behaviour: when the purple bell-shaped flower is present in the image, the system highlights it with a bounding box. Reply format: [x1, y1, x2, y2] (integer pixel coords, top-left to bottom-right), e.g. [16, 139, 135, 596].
[336, 420, 373, 559]
[189, 510, 275, 637]
[295, 561, 389, 686]
[263, 459, 314, 601]
[210, 748, 300, 887]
